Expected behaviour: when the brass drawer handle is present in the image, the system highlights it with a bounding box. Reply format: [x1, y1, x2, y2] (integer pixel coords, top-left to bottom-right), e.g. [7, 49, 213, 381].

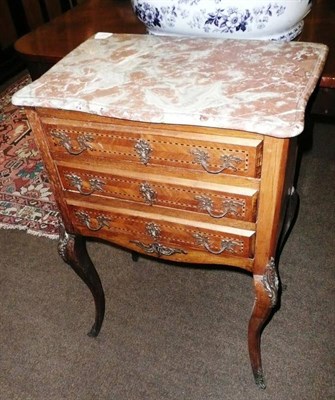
[135, 139, 152, 165]
[193, 232, 241, 255]
[139, 182, 156, 205]
[130, 240, 187, 257]
[76, 211, 111, 231]
[130, 222, 187, 257]
[52, 131, 94, 155]
[66, 173, 105, 195]
[191, 148, 243, 174]
[196, 195, 244, 219]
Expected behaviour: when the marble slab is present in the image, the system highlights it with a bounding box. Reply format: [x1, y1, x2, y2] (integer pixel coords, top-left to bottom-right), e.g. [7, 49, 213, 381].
[12, 33, 328, 138]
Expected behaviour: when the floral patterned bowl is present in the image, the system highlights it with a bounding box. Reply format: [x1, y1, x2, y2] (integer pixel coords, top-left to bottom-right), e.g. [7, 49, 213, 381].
[130, 0, 312, 41]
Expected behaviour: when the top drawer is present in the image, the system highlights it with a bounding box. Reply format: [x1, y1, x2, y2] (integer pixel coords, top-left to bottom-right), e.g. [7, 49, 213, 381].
[41, 117, 263, 179]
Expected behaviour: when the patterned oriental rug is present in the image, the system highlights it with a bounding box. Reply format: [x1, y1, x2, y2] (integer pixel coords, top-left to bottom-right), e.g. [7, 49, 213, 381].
[0, 74, 59, 239]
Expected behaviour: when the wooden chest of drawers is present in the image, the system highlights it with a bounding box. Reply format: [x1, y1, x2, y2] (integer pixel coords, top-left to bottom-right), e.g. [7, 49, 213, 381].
[13, 33, 328, 389]
[27, 106, 298, 389]
[39, 110, 263, 266]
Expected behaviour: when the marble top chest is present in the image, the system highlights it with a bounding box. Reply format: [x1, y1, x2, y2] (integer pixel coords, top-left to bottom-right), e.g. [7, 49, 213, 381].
[12, 33, 328, 389]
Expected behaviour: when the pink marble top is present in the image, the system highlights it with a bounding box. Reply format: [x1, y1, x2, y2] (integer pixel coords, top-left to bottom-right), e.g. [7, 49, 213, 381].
[12, 33, 328, 138]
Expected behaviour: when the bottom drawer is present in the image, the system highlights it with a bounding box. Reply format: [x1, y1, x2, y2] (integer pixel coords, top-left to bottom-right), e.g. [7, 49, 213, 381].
[67, 202, 255, 270]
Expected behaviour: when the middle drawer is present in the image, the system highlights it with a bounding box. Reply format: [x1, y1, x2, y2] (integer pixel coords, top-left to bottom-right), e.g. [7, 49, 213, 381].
[57, 164, 259, 223]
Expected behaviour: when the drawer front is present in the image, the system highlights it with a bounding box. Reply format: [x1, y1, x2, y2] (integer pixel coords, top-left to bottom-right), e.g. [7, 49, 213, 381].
[42, 119, 263, 178]
[58, 165, 258, 222]
[67, 203, 255, 262]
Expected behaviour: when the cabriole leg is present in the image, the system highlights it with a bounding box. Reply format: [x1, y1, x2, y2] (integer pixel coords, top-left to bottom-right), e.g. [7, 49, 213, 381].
[248, 258, 279, 389]
[57, 223, 105, 337]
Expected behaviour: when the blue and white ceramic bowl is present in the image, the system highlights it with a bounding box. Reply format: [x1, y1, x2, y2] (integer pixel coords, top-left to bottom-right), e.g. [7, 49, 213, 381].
[131, 0, 312, 41]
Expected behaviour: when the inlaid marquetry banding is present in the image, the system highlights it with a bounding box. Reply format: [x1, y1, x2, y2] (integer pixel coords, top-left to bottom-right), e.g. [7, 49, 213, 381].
[113, 215, 247, 245]
[49, 127, 252, 172]
[61, 169, 250, 219]
[71, 209, 248, 254]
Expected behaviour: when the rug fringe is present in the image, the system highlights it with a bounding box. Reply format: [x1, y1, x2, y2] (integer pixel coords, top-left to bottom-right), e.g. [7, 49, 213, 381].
[0, 222, 59, 240]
